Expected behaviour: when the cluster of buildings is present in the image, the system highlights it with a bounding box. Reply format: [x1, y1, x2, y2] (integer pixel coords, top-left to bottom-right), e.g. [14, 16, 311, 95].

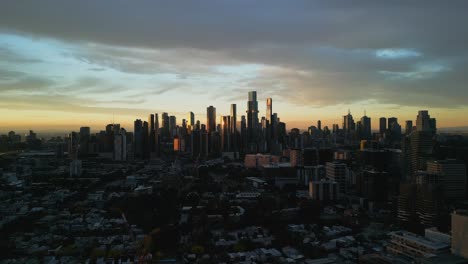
[1, 91, 468, 263]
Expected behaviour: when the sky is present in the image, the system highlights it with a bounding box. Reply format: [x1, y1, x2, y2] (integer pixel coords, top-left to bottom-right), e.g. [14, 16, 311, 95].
[1, 1, 468, 133]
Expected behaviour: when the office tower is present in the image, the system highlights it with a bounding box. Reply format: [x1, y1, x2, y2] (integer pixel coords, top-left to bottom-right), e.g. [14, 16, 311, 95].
[452, 210, 468, 259]
[409, 130, 434, 176]
[169, 115, 176, 137]
[134, 119, 143, 159]
[230, 104, 238, 152]
[405, 111, 436, 178]
[397, 183, 417, 225]
[155, 113, 159, 131]
[68, 132, 79, 160]
[142, 121, 149, 158]
[430, 118, 437, 133]
[247, 91, 259, 152]
[240, 115, 247, 152]
[266, 98, 272, 122]
[416, 110, 432, 132]
[114, 128, 127, 161]
[80, 126, 90, 137]
[427, 160, 467, 200]
[230, 104, 237, 134]
[343, 111, 355, 133]
[161, 112, 169, 139]
[148, 114, 155, 152]
[326, 162, 348, 194]
[332, 124, 339, 133]
[405, 120, 413, 135]
[149, 114, 155, 133]
[207, 106, 216, 133]
[79, 127, 90, 155]
[154, 113, 160, 155]
[189, 111, 195, 128]
[196, 120, 201, 131]
[317, 120, 322, 131]
[360, 115, 371, 139]
[379, 117, 387, 134]
[415, 171, 444, 228]
[388, 117, 398, 129]
[190, 130, 200, 158]
[221, 116, 231, 152]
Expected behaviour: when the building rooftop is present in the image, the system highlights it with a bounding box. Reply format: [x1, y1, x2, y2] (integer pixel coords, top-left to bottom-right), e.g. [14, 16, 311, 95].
[389, 231, 449, 250]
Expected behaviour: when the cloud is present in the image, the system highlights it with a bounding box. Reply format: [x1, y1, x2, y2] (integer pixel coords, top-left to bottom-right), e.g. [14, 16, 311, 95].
[0, 0, 467, 113]
[375, 49, 422, 59]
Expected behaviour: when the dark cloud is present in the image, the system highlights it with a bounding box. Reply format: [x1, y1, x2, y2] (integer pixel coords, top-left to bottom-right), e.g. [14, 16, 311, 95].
[0, 1, 467, 109]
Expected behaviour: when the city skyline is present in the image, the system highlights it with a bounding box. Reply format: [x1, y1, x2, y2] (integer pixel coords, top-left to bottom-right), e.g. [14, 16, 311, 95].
[1, 2, 468, 132]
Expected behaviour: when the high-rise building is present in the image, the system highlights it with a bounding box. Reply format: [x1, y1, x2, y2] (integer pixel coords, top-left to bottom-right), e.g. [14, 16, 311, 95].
[230, 104, 237, 134]
[161, 112, 169, 139]
[405, 120, 413, 135]
[221, 115, 231, 152]
[343, 111, 355, 134]
[326, 162, 348, 194]
[317, 120, 322, 131]
[388, 117, 398, 130]
[134, 119, 143, 159]
[266, 98, 272, 122]
[247, 91, 259, 152]
[416, 110, 432, 132]
[148, 114, 155, 152]
[189, 111, 195, 128]
[142, 121, 149, 159]
[114, 128, 127, 161]
[379, 117, 387, 134]
[207, 106, 216, 133]
[360, 115, 371, 139]
[427, 160, 467, 200]
[169, 115, 176, 137]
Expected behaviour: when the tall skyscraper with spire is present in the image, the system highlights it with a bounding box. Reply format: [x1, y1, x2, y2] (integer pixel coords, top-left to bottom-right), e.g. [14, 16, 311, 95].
[247, 91, 259, 152]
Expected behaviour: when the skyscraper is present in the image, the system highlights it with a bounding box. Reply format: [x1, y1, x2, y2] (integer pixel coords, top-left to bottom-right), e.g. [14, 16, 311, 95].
[231, 104, 238, 152]
[388, 117, 398, 130]
[230, 104, 237, 134]
[360, 115, 371, 139]
[161, 112, 169, 139]
[207, 106, 216, 133]
[148, 114, 155, 152]
[343, 111, 355, 134]
[188, 111, 195, 129]
[266, 98, 272, 122]
[405, 120, 413, 135]
[379, 117, 387, 134]
[247, 91, 259, 152]
[134, 119, 143, 159]
[169, 115, 176, 137]
[317, 120, 322, 131]
[114, 128, 127, 161]
[221, 115, 231, 152]
[416, 110, 432, 132]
